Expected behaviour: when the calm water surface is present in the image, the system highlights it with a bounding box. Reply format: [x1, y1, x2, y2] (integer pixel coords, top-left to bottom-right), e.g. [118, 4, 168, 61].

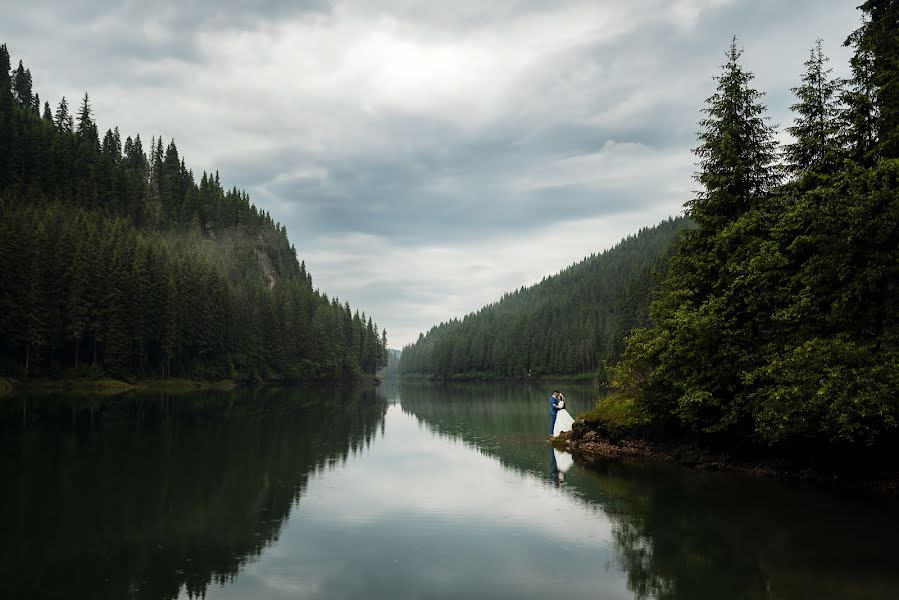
[2, 382, 897, 599]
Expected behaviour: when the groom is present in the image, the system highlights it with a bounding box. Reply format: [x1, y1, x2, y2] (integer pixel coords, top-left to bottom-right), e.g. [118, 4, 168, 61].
[548, 390, 562, 435]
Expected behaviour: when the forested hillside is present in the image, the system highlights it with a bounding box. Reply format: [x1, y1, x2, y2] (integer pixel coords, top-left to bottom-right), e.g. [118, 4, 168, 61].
[0, 44, 388, 382]
[399, 217, 689, 379]
[604, 0, 899, 453]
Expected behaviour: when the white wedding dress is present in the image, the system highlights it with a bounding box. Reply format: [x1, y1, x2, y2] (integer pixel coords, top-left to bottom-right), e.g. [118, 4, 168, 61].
[552, 400, 575, 437]
[553, 448, 574, 473]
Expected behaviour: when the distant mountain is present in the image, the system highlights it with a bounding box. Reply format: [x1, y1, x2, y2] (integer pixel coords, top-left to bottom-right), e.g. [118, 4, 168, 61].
[399, 217, 691, 380]
[0, 42, 387, 381]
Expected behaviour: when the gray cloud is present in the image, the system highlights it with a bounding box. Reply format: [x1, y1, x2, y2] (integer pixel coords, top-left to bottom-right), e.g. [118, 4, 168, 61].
[1, 0, 862, 345]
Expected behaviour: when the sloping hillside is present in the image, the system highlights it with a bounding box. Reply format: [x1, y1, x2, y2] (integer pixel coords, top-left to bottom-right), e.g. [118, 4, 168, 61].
[399, 217, 690, 379]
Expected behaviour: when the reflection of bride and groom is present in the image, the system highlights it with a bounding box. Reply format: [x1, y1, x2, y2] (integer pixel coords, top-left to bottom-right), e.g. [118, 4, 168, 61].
[548, 390, 575, 486]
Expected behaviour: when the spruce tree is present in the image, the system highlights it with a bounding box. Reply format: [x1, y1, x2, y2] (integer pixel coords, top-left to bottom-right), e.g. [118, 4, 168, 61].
[0, 44, 11, 190]
[0, 44, 10, 92]
[611, 40, 781, 434]
[785, 39, 843, 176]
[55, 97, 73, 133]
[688, 38, 781, 230]
[858, 0, 899, 158]
[76, 92, 97, 141]
[841, 19, 879, 165]
[11, 60, 33, 108]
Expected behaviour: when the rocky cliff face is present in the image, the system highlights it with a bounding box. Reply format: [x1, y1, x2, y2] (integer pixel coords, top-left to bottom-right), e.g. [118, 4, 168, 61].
[254, 248, 277, 289]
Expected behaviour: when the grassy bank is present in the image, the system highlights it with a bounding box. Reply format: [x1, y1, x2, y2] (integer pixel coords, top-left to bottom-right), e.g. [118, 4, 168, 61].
[563, 395, 899, 495]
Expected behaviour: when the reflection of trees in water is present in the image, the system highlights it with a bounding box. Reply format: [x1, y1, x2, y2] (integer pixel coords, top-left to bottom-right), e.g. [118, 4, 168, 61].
[398, 381, 596, 482]
[399, 383, 899, 600]
[0, 386, 388, 600]
[571, 458, 899, 600]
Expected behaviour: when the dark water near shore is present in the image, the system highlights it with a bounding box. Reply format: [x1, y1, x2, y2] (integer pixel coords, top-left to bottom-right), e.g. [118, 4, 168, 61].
[2, 382, 897, 599]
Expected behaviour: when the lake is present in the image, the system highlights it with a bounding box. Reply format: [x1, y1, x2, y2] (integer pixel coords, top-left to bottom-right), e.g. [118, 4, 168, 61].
[2, 382, 897, 599]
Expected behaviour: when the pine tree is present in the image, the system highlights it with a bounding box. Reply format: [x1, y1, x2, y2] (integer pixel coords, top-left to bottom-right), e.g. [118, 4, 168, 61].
[55, 97, 73, 133]
[858, 0, 899, 158]
[785, 39, 843, 175]
[0, 44, 10, 93]
[11, 60, 33, 108]
[0, 44, 12, 191]
[76, 92, 97, 142]
[688, 38, 781, 230]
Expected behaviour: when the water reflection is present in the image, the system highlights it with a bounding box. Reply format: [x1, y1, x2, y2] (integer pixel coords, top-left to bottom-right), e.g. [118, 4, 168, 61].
[550, 448, 574, 487]
[396, 380, 596, 481]
[4, 382, 898, 600]
[0, 386, 387, 600]
[399, 382, 899, 600]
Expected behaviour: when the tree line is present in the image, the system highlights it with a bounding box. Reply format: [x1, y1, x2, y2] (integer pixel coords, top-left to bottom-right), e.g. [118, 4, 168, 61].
[0, 43, 388, 381]
[398, 217, 689, 379]
[612, 0, 898, 450]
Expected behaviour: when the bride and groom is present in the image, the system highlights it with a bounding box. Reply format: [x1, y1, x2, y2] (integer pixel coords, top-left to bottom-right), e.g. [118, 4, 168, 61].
[549, 390, 574, 437]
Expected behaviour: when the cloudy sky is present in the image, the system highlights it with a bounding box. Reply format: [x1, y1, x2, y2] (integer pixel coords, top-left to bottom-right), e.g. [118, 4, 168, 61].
[4, 0, 859, 346]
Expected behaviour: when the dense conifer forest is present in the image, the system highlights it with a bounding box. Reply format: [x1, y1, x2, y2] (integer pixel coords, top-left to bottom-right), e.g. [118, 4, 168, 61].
[0, 44, 388, 382]
[604, 0, 898, 452]
[398, 217, 690, 379]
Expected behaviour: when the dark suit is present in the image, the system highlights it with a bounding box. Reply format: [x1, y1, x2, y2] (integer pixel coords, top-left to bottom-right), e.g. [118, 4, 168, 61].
[549, 395, 561, 434]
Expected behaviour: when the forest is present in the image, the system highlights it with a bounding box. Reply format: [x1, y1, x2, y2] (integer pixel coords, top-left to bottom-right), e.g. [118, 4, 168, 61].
[398, 217, 689, 379]
[605, 0, 899, 451]
[0, 44, 388, 382]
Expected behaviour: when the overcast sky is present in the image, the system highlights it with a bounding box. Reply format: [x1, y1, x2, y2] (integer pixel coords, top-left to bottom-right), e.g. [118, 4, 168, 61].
[3, 0, 860, 347]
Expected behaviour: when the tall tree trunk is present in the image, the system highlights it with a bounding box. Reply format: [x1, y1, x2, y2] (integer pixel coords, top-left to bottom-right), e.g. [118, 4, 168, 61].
[92, 335, 97, 366]
[74, 338, 80, 369]
[24, 343, 30, 378]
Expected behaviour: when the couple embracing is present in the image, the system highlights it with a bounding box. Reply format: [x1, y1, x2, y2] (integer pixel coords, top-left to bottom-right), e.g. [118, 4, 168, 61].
[548, 390, 574, 437]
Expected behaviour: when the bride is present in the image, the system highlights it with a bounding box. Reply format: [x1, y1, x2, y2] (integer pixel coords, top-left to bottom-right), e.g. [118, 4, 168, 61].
[553, 395, 575, 437]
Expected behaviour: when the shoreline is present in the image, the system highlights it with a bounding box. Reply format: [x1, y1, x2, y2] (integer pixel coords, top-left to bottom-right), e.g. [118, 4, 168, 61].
[397, 373, 600, 385]
[554, 420, 899, 496]
[0, 374, 382, 397]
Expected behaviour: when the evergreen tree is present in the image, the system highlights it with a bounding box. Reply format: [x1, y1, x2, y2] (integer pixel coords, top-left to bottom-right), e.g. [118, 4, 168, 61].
[55, 97, 73, 133]
[785, 39, 843, 175]
[688, 38, 780, 230]
[613, 39, 782, 436]
[11, 60, 33, 108]
[841, 18, 879, 166]
[857, 0, 899, 158]
[76, 92, 97, 141]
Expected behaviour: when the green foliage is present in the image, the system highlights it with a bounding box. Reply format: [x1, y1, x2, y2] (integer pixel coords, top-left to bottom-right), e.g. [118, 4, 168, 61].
[0, 43, 388, 381]
[398, 217, 690, 379]
[579, 393, 651, 433]
[785, 39, 844, 175]
[688, 37, 780, 231]
[613, 5, 899, 451]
